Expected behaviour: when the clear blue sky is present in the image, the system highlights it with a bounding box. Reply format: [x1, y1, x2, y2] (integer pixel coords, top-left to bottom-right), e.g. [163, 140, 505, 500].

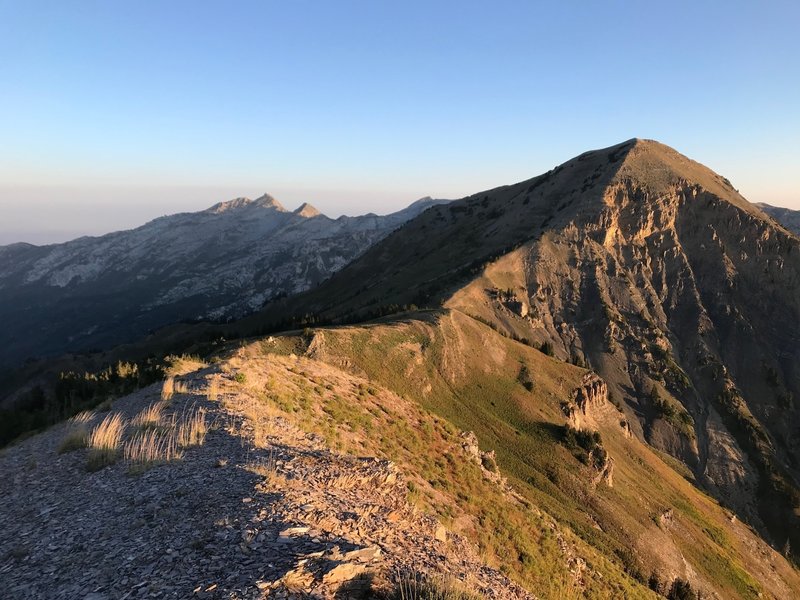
[1, 0, 798, 243]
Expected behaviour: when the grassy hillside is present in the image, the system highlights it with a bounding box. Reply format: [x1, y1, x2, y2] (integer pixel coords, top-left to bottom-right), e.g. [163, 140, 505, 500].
[251, 310, 799, 599]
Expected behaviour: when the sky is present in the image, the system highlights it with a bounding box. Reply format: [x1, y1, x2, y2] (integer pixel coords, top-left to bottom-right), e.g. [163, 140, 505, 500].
[1, 0, 798, 244]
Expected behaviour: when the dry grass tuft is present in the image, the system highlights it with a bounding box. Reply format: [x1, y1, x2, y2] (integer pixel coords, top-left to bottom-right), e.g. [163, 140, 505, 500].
[164, 353, 208, 376]
[123, 429, 182, 470]
[249, 411, 275, 447]
[177, 406, 208, 448]
[58, 411, 96, 453]
[246, 448, 278, 479]
[207, 376, 220, 401]
[229, 394, 280, 447]
[390, 573, 483, 600]
[162, 377, 192, 404]
[71, 410, 96, 424]
[132, 402, 166, 430]
[161, 377, 175, 402]
[59, 428, 89, 453]
[86, 413, 125, 471]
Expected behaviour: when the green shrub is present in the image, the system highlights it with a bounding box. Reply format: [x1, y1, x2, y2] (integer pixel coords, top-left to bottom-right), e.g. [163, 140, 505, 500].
[668, 578, 697, 600]
[517, 365, 534, 392]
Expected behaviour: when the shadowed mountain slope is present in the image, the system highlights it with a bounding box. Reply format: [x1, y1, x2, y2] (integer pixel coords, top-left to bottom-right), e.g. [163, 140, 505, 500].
[756, 202, 800, 236]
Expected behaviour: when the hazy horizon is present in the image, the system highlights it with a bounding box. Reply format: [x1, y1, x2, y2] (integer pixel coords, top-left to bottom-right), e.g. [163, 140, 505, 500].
[2, 160, 799, 246]
[1, 1, 798, 244]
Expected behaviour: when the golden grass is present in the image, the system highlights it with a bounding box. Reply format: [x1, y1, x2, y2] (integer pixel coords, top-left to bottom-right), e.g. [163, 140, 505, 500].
[164, 354, 208, 376]
[86, 413, 125, 471]
[132, 402, 166, 429]
[248, 407, 275, 447]
[161, 377, 175, 402]
[162, 377, 192, 403]
[58, 411, 96, 453]
[71, 410, 96, 424]
[246, 448, 278, 479]
[177, 406, 208, 448]
[207, 376, 220, 401]
[391, 573, 483, 600]
[123, 429, 182, 469]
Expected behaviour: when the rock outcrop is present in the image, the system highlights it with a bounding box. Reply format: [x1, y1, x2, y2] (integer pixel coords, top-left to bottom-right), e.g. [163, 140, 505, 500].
[459, 431, 507, 487]
[572, 373, 608, 413]
[562, 373, 612, 432]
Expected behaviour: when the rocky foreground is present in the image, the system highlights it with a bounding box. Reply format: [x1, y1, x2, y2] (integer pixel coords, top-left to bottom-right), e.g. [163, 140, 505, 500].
[0, 355, 528, 600]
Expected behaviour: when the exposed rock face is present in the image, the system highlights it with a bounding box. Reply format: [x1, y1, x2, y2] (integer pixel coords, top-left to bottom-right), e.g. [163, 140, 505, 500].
[0, 196, 448, 368]
[593, 455, 614, 488]
[459, 431, 506, 487]
[563, 373, 614, 433]
[572, 373, 608, 413]
[444, 140, 800, 553]
[268, 139, 800, 559]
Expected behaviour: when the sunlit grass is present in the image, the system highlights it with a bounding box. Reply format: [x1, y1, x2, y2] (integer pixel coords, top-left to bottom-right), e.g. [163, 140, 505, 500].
[123, 429, 182, 470]
[390, 572, 483, 600]
[58, 411, 96, 453]
[177, 406, 208, 448]
[207, 375, 220, 401]
[86, 413, 125, 471]
[132, 402, 166, 430]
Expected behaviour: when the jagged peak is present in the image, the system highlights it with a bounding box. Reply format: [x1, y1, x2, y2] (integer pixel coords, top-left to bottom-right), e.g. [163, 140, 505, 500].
[206, 194, 287, 214]
[293, 202, 322, 218]
[253, 193, 287, 211]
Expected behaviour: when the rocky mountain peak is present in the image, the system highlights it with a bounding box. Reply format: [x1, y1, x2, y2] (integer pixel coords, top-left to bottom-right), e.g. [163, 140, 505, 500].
[607, 138, 757, 215]
[205, 196, 252, 213]
[0, 194, 449, 369]
[253, 193, 287, 212]
[205, 194, 287, 214]
[293, 202, 322, 218]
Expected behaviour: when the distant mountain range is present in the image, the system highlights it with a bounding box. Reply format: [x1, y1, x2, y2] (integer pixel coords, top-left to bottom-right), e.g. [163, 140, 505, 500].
[0, 194, 447, 367]
[755, 202, 800, 235]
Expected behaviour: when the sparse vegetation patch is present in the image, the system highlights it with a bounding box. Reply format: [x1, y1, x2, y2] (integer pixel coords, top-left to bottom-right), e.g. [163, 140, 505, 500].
[86, 413, 125, 471]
